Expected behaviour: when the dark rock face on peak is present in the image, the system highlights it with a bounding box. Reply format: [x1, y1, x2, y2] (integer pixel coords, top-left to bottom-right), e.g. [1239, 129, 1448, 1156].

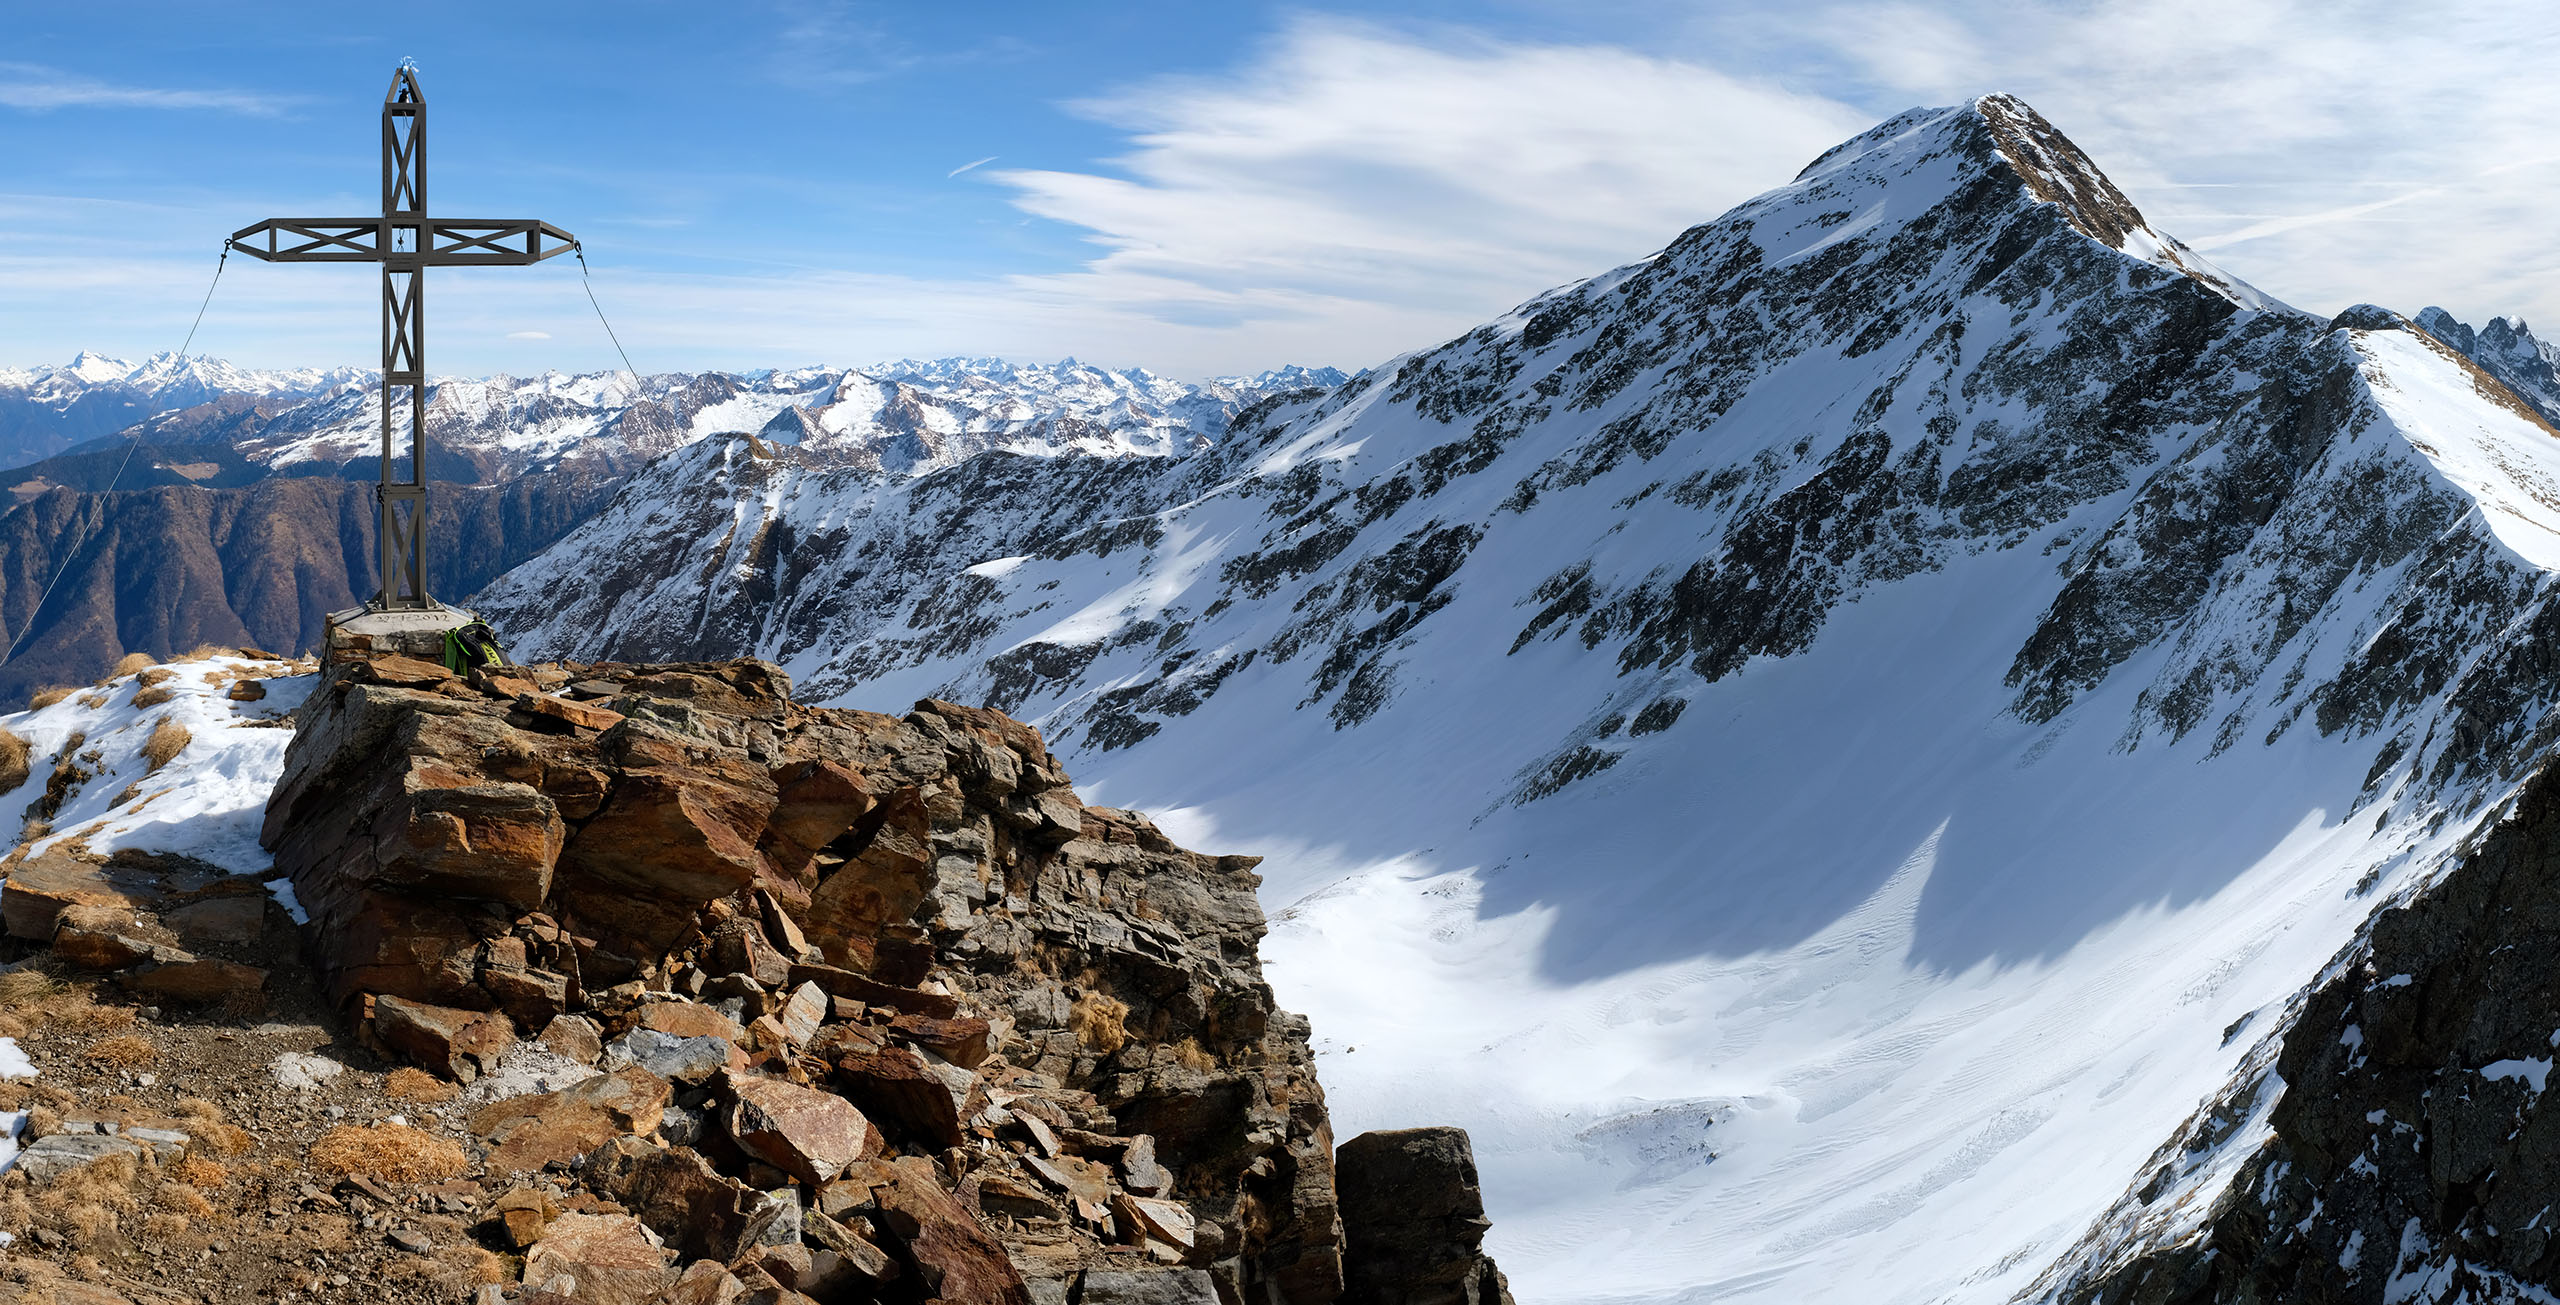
[2042, 760, 2560, 1304]
[259, 650, 1497, 1303]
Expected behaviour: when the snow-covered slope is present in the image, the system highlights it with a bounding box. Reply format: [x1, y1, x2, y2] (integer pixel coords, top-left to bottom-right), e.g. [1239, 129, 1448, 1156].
[474, 96, 2560, 1302]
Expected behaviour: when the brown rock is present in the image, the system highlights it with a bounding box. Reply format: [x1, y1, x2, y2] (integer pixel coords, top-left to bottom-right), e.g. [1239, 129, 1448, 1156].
[373, 993, 515, 1081]
[664, 1261, 746, 1305]
[728, 1074, 884, 1185]
[164, 894, 266, 945]
[890, 1012, 994, 1068]
[491, 1185, 561, 1249]
[541, 1014, 605, 1065]
[520, 693, 627, 733]
[1, 854, 163, 940]
[363, 654, 458, 687]
[226, 679, 268, 702]
[522, 1212, 673, 1305]
[787, 962, 960, 1018]
[482, 964, 574, 1029]
[119, 956, 265, 1005]
[1121, 1195, 1198, 1252]
[1023, 1154, 1112, 1210]
[776, 981, 828, 1045]
[760, 759, 874, 878]
[832, 1042, 974, 1147]
[802, 787, 934, 971]
[979, 1172, 1062, 1221]
[869, 1155, 1033, 1305]
[51, 904, 159, 970]
[370, 781, 565, 911]
[582, 1136, 776, 1264]
[717, 920, 793, 987]
[477, 1066, 672, 1174]
[563, 771, 775, 901]
[1121, 1133, 1172, 1196]
[755, 887, 815, 961]
[804, 1209, 897, 1283]
[641, 1000, 749, 1045]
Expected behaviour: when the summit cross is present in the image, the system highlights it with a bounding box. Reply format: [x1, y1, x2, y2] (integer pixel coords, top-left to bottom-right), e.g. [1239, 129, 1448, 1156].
[229, 65, 578, 612]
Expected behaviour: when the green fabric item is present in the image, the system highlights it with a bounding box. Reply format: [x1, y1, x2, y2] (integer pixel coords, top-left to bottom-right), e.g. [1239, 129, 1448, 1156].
[442, 621, 507, 672]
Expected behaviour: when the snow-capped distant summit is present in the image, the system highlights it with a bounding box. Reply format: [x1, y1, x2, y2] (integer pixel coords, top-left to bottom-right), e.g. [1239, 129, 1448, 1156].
[1213, 363, 1352, 392]
[0, 351, 374, 469]
[2414, 305, 2560, 424]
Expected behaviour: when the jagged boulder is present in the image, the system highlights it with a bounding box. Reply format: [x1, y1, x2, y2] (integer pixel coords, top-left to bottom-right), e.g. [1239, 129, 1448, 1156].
[1336, 1128, 1515, 1305]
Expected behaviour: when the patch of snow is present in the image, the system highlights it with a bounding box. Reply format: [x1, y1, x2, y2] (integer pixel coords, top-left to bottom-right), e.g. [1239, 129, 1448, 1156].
[0, 1039, 32, 1080]
[2482, 1058, 2552, 1093]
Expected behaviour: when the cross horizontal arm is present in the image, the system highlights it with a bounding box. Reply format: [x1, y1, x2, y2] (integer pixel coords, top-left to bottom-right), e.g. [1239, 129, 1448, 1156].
[227, 218, 580, 265]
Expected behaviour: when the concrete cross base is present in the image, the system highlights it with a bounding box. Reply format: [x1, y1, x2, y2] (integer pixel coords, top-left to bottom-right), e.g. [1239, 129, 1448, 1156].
[324, 603, 480, 667]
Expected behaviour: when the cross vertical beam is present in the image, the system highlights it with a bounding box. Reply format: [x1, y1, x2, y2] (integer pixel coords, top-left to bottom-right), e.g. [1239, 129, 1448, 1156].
[380, 67, 427, 607]
[229, 65, 577, 612]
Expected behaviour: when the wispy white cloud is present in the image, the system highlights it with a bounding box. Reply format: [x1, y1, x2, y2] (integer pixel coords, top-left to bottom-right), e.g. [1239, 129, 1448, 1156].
[948, 156, 997, 179]
[0, 62, 295, 116]
[505, 330, 552, 340]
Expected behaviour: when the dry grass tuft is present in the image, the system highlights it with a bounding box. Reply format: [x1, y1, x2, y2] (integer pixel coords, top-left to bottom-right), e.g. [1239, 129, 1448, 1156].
[171, 1154, 230, 1188]
[50, 1152, 140, 1208]
[1169, 1036, 1218, 1073]
[150, 1182, 216, 1219]
[0, 966, 54, 1005]
[176, 644, 239, 664]
[75, 692, 108, 711]
[384, 1067, 459, 1104]
[84, 1034, 155, 1067]
[1069, 990, 1130, 1055]
[52, 1201, 118, 1249]
[105, 652, 156, 681]
[142, 718, 190, 773]
[307, 1124, 467, 1184]
[130, 685, 174, 709]
[0, 727, 27, 788]
[27, 685, 73, 709]
[169, 1097, 254, 1157]
[135, 668, 176, 689]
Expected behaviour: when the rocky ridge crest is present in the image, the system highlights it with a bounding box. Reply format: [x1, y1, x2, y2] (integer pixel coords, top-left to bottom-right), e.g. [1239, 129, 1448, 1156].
[219, 647, 1493, 1305]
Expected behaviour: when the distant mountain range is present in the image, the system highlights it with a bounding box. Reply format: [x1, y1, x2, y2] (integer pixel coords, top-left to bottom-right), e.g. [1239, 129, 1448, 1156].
[0, 356, 1344, 701]
[0, 351, 370, 469]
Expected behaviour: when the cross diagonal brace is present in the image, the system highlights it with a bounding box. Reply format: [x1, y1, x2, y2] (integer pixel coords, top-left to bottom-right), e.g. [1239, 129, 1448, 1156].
[226, 218, 577, 266]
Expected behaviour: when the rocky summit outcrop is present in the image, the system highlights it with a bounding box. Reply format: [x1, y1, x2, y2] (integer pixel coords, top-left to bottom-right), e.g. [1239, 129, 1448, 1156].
[253, 650, 1432, 1303]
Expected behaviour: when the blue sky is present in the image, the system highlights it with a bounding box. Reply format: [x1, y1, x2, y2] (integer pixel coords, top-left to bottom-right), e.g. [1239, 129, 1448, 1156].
[9, 2, 2560, 379]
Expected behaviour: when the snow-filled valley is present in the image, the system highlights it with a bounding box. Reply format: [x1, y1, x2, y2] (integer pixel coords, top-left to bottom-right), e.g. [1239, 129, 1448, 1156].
[16, 90, 2560, 1303]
